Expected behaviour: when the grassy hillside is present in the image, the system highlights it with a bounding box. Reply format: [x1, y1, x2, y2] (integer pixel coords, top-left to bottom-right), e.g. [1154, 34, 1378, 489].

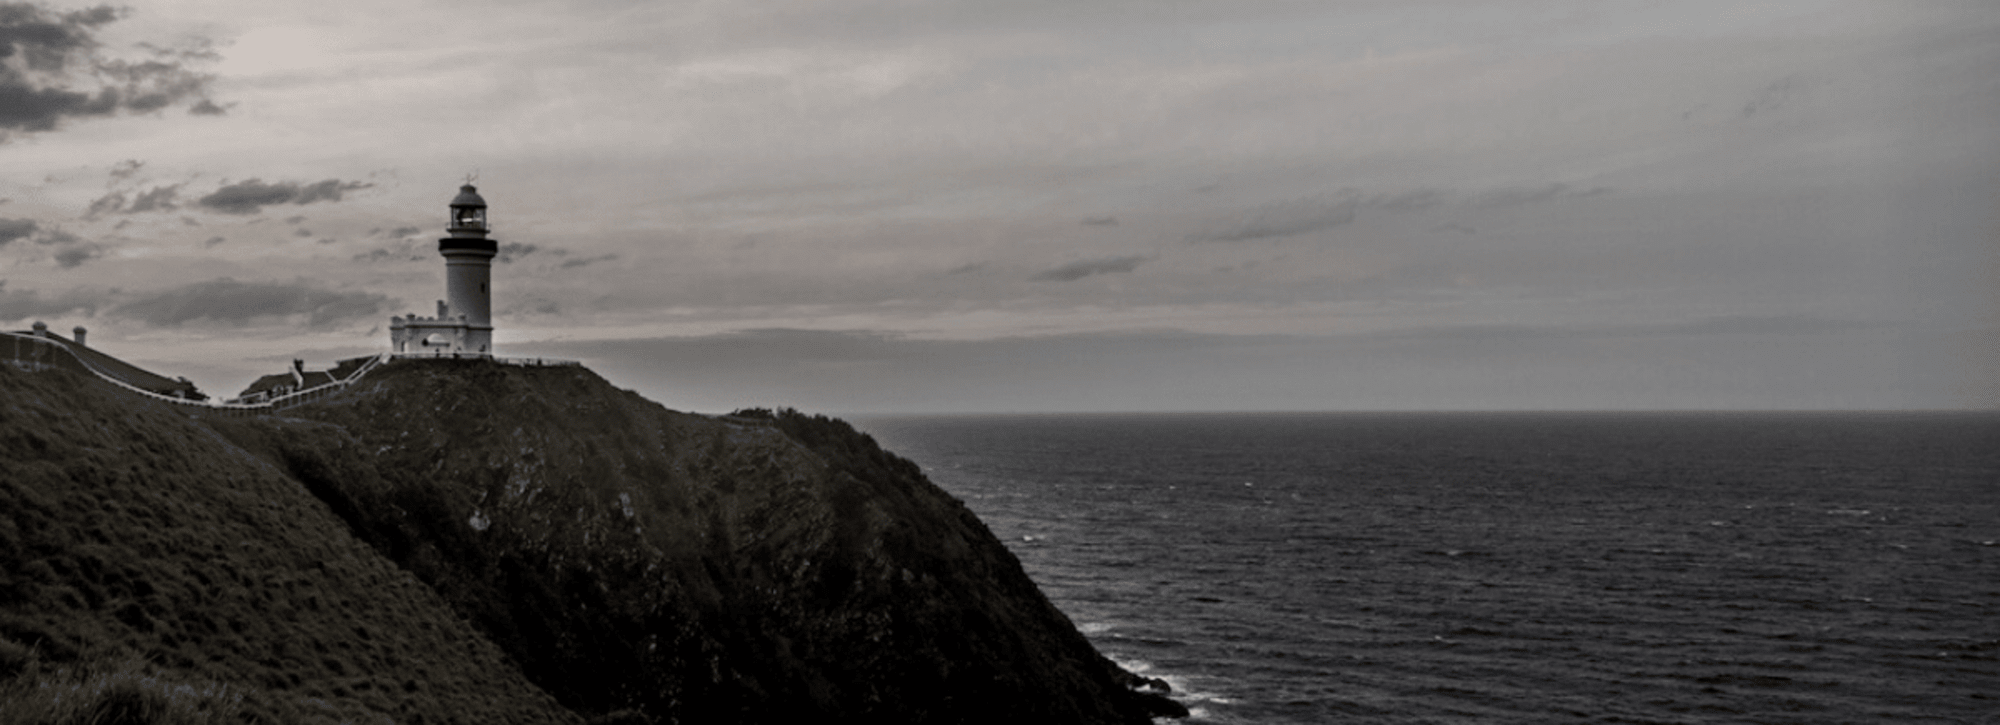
[1, 358, 1182, 724]
[0, 364, 578, 724]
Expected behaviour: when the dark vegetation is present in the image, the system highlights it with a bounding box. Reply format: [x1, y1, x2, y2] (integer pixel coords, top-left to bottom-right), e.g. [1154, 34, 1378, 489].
[1, 360, 1183, 724]
[0, 364, 575, 724]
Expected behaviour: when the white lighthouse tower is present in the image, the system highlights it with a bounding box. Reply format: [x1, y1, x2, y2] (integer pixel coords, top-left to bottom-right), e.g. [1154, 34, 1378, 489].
[389, 183, 499, 356]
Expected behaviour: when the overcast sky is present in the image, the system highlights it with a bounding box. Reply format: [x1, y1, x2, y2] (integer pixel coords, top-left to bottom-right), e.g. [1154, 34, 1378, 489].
[2, 0, 1994, 413]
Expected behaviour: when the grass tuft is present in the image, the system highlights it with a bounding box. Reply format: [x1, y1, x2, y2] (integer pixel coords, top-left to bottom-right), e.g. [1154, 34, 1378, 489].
[0, 659, 244, 725]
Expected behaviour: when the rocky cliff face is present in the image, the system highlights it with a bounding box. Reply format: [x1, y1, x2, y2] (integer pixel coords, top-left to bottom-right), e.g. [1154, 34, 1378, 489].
[0, 359, 1182, 724]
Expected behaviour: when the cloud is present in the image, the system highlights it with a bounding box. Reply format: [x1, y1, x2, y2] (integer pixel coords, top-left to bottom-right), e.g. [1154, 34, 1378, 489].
[1740, 76, 1800, 119]
[0, 281, 97, 321]
[558, 253, 617, 269]
[497, 242, 537, 263]
[1031, 255, 1150, 281]
[108, 158, 142, 179]
[0, 217, 36, 246]
[0, 217, 85, 250]
[195, 178, 372, 215]
[83, 190, 123, 218]
[83, 182, 177, 220]
[33, 227, 75, 246]
[1355, 314, 1879, 346]
[506, 328, 1302, 414]
[126, 184, 178, 212]
[108, 277, 392, 329]
[1470, 183, 1609, 208]
[52, 244, 99, 268]
[1368, 188, 1446, 212]
[0, 3, 221, 138]
[1190, 198, 1357, 243]
[1080, 216, 1118, 226]
[1189, 185, 1609, 244]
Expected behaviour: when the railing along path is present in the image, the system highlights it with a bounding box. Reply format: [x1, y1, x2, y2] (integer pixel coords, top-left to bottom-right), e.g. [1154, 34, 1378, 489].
[3, 331, 576, 415]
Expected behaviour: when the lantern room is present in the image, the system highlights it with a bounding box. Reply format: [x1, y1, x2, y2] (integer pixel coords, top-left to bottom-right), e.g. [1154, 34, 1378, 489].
[447, 184, 488, 235]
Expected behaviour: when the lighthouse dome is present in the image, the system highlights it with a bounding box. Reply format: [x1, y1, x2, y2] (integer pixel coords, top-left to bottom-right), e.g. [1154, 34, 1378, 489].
[450, 184, 487, 208]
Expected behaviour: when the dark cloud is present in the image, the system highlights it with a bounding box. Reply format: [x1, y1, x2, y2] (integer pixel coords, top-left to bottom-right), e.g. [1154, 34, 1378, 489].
[0, 218, 83, 249]
[0, 216, 36, 246]
[558, 253, 617, 269]
[195, 178, 372, 215]
[83, 190, 122, 218]
[292, 178, 364, 204]
[1191, 185, 1605, 244]
[1471, 183, 1609, 208]
[1741, 76, 1799, 119]
[202, 235, 222, 247]
[0, 280, 97, 321]
[503, 299, 561, 316]
[352, 248, 397, 263]
[283, 215, 305, 224]
[108, 158, 142, 179]
[1031, 255, 1150, 281]
[108, 277, 391, 329]
[368, 226, 423, 239]
[1080, 216, 1118, 226]
[126, 184, 178, 212]
[0, 3, 221, 138]
[1190, 199, 1357, 243]
[497, 242, 538, 263]
[52, 244, 98, 268]
[1367, 188, 1446, 212]
[946, 262, 986, 275]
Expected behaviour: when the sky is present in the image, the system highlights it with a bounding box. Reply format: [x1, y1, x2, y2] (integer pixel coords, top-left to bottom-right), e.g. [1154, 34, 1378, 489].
[1, 0, 1995, 414]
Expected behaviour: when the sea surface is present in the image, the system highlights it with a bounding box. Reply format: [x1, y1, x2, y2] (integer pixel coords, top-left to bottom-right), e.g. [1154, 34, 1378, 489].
[852, 412, 2000, 724]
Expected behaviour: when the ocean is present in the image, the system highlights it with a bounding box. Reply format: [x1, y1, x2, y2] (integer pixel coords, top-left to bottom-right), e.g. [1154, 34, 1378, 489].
[852, 412, 2000, 725]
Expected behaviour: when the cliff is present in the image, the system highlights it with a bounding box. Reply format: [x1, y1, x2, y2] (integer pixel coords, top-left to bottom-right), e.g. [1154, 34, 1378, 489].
[0, 364, 577, 724]
[0, 359, 1184, 724]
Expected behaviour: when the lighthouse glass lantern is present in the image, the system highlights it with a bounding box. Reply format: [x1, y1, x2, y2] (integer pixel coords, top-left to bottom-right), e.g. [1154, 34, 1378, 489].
[448, 185, 488, 234]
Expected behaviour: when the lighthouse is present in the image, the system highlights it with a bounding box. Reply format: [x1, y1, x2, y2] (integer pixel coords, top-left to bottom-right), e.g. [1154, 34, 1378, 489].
[389, 183, 500, 356]
[440, 184, 497, 354]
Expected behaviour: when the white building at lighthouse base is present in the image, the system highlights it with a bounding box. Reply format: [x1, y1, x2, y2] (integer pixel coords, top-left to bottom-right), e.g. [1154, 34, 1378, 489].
[389, 300, 491, 356]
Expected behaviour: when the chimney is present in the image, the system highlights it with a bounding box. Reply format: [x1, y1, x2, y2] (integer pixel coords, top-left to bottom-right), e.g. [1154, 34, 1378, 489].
[72, 326, 87, 346]
[31, 321, 47, 337]
[291, 359, 306, 388]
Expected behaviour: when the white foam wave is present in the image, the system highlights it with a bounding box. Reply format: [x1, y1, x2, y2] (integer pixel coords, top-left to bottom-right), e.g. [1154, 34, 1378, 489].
[1108, 654, 1235, 713]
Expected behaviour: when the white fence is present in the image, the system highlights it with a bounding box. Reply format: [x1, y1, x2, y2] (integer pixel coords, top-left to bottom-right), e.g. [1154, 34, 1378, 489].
[3, 332, 578, 416]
